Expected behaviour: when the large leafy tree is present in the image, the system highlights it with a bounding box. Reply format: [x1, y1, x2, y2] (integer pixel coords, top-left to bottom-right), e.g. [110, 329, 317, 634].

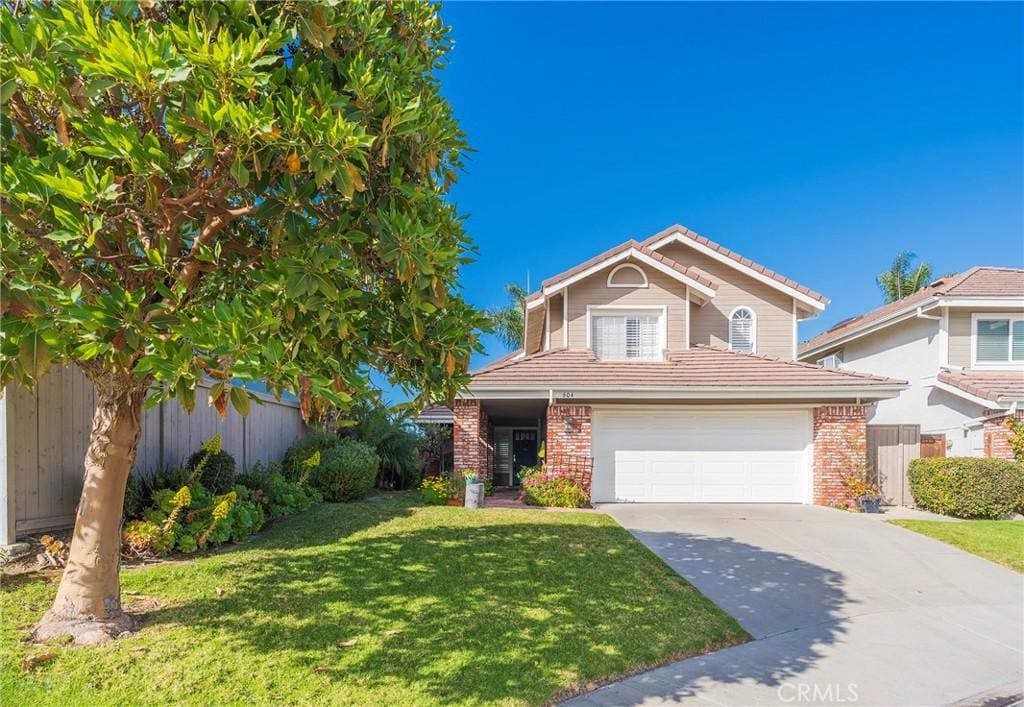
[0, 0, 486, 643]
[876, 251, 933, 303]
[487, 283, 525, 350]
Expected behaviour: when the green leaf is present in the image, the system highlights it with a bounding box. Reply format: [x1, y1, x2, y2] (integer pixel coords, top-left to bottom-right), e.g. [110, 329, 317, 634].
[19, 332, 51, 380]
[230, 158, 250, 188]
[230, 386, 251, 417]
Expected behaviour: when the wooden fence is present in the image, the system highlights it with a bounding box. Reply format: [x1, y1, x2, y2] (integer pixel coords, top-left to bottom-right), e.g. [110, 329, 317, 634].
[2, 365, 307, 541]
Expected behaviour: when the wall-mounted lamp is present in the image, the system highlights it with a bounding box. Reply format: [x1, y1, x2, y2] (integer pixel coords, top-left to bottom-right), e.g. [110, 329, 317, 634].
[563, 417, 575, 433]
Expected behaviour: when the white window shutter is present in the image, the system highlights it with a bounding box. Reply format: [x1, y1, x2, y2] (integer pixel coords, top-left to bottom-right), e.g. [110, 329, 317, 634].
[730, 309, 755, 353]
[976, 319, 1009, 362]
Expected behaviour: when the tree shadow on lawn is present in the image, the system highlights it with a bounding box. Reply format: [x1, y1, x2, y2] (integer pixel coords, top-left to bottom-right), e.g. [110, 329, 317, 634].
[142, 505, 851, 705]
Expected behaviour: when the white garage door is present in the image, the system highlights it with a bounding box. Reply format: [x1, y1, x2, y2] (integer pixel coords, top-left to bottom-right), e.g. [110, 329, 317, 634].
[591, 408, 812, 503]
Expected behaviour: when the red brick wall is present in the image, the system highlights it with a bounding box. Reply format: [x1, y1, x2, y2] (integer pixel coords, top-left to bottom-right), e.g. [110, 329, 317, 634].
[983, 410, 1023, 461]
[452, 399, 493, 479]
[546, 405, 592, 461]
[813, 405, 867, 507]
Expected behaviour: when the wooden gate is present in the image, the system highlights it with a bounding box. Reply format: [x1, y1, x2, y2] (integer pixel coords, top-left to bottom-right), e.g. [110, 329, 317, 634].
[920, 434, 946, 458]
[867, 424, 920, 506]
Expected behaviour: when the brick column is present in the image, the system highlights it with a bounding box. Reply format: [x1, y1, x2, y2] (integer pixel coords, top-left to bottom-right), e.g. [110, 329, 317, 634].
[983, 410, 1022, 460]
[546, 405, 592, 461]
[452, 399, 494, 479]
[813, 405, 867, 507]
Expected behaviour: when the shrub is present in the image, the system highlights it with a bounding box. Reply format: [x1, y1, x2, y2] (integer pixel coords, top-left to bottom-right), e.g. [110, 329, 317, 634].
[186, 448, 237, 494]
[237, 461, 322, 517]
[282, 431, 339, 482]
[308, 438, 380, 502]
[520, 471, 589, 508]
[420, 476, 454, 505]
[122, 520, 174, 559]
[908, 457, 1024, 518]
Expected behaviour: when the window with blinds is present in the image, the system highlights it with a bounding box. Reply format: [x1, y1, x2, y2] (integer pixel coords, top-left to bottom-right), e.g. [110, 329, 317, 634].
[976, 317, 1024, 364]
[730, 308, 755, 353]
[592, 312, 661, 360]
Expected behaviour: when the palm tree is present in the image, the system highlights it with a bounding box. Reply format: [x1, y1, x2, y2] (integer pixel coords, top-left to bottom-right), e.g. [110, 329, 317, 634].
[487, 284, 527, 350]
[876, 251, 933, 303]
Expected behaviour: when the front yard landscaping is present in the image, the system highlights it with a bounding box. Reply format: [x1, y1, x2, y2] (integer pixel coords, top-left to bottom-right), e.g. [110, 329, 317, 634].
[889, 520, 1024, 572]
[2, 494, 747, 706]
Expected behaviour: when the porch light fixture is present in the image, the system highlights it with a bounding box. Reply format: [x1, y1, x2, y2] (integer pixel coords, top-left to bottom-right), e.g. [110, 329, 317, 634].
[563, 417, 574, 433]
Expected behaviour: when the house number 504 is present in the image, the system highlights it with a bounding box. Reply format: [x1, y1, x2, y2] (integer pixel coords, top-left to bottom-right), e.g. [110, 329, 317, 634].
[558, 392, 575, 398]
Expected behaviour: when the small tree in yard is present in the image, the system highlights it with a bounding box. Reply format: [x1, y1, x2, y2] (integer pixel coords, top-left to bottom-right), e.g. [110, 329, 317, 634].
[0, 0, 486, 644]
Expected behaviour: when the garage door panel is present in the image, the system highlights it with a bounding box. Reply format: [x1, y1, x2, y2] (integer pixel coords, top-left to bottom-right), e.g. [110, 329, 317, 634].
[593, 409, 811, 504]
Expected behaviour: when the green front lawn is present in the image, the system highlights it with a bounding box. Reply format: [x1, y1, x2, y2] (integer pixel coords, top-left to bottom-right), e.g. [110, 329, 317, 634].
[889, 519, 1024, 572]
[2, 494, 746, 706]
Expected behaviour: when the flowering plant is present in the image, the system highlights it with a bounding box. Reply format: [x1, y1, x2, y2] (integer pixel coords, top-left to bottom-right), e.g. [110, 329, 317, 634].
[519, 470, 588, 508]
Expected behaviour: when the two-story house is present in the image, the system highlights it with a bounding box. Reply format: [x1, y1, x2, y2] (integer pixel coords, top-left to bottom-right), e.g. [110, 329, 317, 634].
[799, 267, 1024, 481]
[449, 224, 906, 507]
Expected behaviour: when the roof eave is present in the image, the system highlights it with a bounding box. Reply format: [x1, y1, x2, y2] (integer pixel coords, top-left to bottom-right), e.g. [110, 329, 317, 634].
[645, 227, 828, 311]
[463, 384, 906, 401]
[798, 298, 943, 360]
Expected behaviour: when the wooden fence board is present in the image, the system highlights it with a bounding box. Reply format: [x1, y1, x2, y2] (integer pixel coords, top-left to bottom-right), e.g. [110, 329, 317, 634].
[5, 366, 307, 537]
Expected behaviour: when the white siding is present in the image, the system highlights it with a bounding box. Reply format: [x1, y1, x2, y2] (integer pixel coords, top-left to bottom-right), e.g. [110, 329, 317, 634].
[838, 317, 984, 456]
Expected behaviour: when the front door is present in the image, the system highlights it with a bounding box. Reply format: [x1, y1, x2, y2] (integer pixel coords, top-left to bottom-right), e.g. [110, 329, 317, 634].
[511, 430, 539, 486]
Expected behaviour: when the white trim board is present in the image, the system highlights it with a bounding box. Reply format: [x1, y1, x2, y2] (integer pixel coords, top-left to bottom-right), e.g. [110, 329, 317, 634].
[541, 248, 717, 302]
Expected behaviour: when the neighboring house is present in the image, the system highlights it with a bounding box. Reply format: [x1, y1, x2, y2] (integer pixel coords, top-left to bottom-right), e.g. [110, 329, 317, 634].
[444, 224, 907, 507]
[798, 267, 1024, 469]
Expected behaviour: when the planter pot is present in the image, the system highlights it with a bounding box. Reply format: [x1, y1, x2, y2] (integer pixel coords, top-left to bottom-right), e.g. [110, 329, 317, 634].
[464, 482, 485, 509]
[858, 496, 883, 514]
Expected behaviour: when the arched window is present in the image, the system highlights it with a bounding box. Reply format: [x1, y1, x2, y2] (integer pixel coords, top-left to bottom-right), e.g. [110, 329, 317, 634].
[606, 263, 649, 288]
[729, 307, 756, 353]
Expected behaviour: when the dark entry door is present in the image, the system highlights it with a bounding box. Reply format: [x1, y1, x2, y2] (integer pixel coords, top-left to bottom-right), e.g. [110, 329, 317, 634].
[511, 430, 538, 486]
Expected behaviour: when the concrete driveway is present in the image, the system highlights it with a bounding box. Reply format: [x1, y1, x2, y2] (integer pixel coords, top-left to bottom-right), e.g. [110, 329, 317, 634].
[566, 504, 1023, 707]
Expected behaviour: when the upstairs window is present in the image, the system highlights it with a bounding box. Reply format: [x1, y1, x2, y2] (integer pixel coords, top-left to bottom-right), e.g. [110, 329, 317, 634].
[974, 315, 1024, 365]
[729, 307, 756, 353]
[590, 309, 662, 360]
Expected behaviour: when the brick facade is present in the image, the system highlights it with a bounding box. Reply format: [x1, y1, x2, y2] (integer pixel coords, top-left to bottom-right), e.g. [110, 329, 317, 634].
[812, 405, 867, 507]
[545, 405, 592, 461]
[983, 409, 1023, 461]
[452, 399, 493, 479]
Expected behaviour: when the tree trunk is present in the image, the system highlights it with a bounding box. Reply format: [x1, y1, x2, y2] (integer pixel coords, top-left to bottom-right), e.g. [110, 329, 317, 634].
[31, 378, 146, 645]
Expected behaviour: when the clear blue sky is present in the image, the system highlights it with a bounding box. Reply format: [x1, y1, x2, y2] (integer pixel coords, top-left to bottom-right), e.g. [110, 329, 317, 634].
[442, 2, 1024, 366]
[384, 1, 1024, 402]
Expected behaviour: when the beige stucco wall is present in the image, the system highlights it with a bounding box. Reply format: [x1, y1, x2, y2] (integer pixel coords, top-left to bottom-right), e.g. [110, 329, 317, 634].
[658, 245, 797, 358]
[562, 261, 689, 351]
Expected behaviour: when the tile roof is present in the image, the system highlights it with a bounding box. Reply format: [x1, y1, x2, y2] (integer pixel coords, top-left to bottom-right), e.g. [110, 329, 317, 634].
[937, 370, 1024, 404]
[800, 267, 1024, 355]
[469, 345, 903, 390]
[524, 239, 717, 304]
[642, 224, 828, 304]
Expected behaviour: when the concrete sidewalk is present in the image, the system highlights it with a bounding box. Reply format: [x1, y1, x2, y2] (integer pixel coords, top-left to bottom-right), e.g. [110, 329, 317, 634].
[565, 504, 1023, 707]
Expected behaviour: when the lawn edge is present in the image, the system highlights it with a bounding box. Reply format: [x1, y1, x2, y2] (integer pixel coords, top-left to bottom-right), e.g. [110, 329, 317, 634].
[885, 519, 1024, 574]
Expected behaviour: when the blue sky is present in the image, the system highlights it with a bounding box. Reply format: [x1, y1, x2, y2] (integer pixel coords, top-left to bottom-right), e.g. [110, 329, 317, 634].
[432, 1, 1023, 372]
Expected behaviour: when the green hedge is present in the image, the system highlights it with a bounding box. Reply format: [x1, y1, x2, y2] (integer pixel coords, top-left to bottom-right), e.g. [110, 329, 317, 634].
[308, 438, 380, 502]
[907, 457, 1024, 518]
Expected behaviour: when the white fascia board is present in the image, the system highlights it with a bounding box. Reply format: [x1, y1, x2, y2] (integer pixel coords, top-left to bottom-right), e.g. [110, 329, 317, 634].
[931, 380, 1006, 409]
[936, 297, 1024, 308]
[647, 231, 827, 310]
[466, 385, 905, 400]
[541, 249, 717, 301]
[525, 297, 545, 310]
[797, 299, 942, 360]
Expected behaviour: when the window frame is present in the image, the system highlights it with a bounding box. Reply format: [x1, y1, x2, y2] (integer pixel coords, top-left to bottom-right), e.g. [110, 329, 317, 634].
[971, 312, 1024, 369]
[606, 263, 649, 289]
[586, 305, 667, 361]
[729, 306, 758, 354]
